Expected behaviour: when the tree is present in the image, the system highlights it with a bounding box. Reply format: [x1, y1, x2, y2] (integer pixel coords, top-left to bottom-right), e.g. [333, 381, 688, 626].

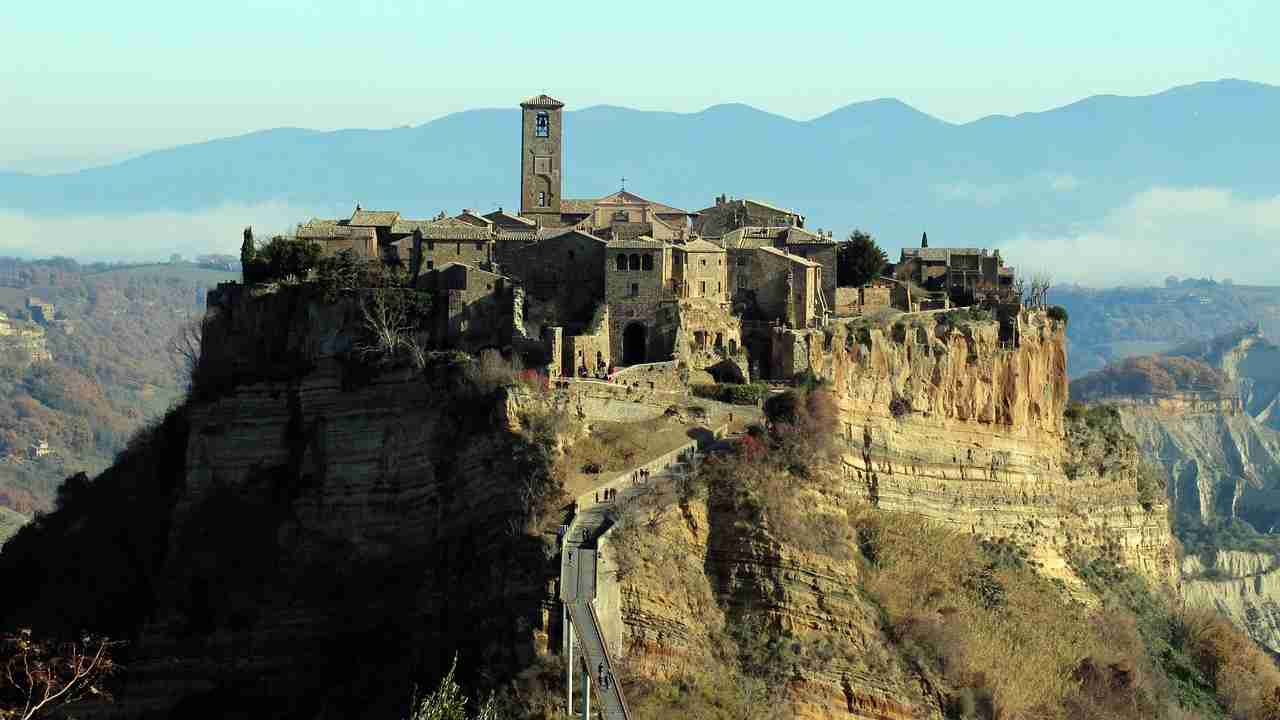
[239, 227, 256, 283]
[167, 313, 208, 390]
[836, 230, 887, 287]
[404, 657, 500, 720]
[1, 629, 119, 720]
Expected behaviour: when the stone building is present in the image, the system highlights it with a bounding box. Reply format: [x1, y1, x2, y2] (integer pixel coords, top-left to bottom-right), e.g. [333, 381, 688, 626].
[519, 94, 565, 225]
[692, 196, 804, 237]
[346, 207, 402, 248]
[560, 190, 693, 241]
[296, 223, 379, 259]
[735, 246, 823, 328]
[720, 225, 837, 309]
[506, 228, 605, 325]
[423, 263, 516, 351]
[605, 237, 674, 365]
[672, 238, 728, 302]
[392, 218, 493, 272]
[897, 240, 1014, 302]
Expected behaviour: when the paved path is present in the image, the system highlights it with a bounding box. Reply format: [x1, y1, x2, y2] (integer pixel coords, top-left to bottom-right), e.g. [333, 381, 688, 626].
[559, 435, 711, 719]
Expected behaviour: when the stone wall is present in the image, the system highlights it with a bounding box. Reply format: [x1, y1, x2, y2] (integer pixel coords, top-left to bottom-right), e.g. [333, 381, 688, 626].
[611, 360, 686, 394]
[605, 241, 674, 365]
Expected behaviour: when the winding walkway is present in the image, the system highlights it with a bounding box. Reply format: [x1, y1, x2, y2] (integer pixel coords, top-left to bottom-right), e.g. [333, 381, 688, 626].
[558, 434, 718, 719]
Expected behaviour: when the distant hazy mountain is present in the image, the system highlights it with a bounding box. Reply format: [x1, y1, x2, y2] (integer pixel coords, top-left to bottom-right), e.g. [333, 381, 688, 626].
[1, 79, 1276, 248]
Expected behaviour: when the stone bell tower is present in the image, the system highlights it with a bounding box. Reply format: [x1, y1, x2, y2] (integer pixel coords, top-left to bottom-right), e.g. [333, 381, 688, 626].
[519, 94, 564, 222]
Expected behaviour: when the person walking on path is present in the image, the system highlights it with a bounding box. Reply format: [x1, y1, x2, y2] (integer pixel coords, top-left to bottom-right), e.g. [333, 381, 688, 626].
[597, 662, 604, 686]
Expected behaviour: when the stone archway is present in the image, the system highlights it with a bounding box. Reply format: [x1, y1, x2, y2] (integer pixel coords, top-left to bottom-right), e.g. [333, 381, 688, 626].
[622, 322, 647, 366]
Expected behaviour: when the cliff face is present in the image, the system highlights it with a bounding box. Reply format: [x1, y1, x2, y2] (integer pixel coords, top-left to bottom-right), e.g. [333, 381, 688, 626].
[116, 284, 567, 718]
[787, 310, 1175, 586]
[1181, 551, 1280, 655]
[613, 310, 1175, 719]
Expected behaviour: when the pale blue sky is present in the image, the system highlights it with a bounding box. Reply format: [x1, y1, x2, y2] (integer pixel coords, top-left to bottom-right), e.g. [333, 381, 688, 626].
[2, 0, 1277, 173]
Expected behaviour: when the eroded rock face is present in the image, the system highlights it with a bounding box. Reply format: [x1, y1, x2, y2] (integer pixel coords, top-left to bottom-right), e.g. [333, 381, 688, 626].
[116, 285, 565, 718]
[615, 500, 931, 720]
[1182, 551, 1280, 655]
[789, 311, 1175, 588]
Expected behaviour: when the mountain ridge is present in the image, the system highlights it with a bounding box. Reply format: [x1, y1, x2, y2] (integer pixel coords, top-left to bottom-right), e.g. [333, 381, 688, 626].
[1, 78, 1277, 256]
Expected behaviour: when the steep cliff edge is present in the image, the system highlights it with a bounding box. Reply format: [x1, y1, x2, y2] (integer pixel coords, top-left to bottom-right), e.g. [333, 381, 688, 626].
[1181, 550, 1280, 655]
[608, 310, 1181, 719]
[0, 283, 573, 719]
[787, 310, 1175, 586]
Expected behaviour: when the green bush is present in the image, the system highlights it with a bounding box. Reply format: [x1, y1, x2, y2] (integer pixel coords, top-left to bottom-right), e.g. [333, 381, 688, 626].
[1047, 305, 1069, 323]
[242, 236, 323, 284]
[691, 382, 767, 406]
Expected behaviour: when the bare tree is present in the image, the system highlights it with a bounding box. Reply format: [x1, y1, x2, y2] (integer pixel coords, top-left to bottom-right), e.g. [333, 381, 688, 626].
[1, 629, 120, 720]
[356, 288, 413, 361]
[167, 313, 208, 389]
[1028, 271, 1053, 309]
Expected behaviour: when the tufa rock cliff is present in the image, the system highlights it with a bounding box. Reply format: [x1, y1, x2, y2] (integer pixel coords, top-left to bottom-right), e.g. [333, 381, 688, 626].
[2, 283, 573, 719]
[781, 309, 1176, 587]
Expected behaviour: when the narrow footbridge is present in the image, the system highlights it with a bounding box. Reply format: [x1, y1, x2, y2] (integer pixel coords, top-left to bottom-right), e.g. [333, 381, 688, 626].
[558, 436, 715, 719]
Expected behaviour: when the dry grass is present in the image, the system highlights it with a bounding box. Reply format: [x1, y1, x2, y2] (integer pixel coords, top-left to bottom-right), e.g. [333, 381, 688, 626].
[852, 508, 1103, 718]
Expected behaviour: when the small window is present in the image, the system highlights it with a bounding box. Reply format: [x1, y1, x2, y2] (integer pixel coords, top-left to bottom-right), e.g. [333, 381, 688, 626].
[427, 261, 435, 270]
[535, 111, 549, 137]
[700, 258, 706, 267]
[568, 250, 575, 260]
[455, 243, 461, 254]
[428, 240, 435, 251]
[629, 254, 641, 271]
[475, 241, 482, 250]
[616, 255, 627, 271]
[630, 282, 639, 297]
[642, 254, 654, 271]
[699, 280, 706, 295]
[613, 210, 628, 222]
[738, 274, 747, 289]
[537, 191, 547, 208]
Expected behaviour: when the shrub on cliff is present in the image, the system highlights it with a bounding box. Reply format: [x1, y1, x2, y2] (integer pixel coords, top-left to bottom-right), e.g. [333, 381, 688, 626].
[691, 382, 767, 406]
[1047, 305, 1068, 323]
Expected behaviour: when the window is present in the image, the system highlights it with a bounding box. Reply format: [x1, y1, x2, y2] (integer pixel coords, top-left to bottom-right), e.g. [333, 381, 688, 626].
[537, 191, 547, 208]
[455, 243, 461, 254]
[475, 241, 483, 251]
[738, 274, 747, 289]
[642, 254, 653, 271]
[629, 254, 640, 271]
[568, 250, 575, 260]
[616, 255, 627, 271]
[630, 282, 639, 297]
[535, 111, 549, 137]
[699, 281, 706, 296]
[700, 258, 707, 267]
[427, 261, 434, 270]
[613, 210, 628, 222]
[428, 240, 435, 251]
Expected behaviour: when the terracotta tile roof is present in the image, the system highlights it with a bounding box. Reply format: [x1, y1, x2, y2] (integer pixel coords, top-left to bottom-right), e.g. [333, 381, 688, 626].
[559, 198, 595, 215]
[296, 223, 377, 241]
[720, 226, 786, 249]
[454, 210, 493, 227]
[521, 94, 565, 108]
[538, 227, 606, 243]
[390, 218, 435, 235]
[495, 230, 538, 242]
[783, 227, 835, 245]
[759, 245, 820, 267]
[606, 236, 667, 249]
[677, 238, 725, 253]
[418, 220, 494, 241]
[349, 209, 401, 227]
[483, 209, 537, 227]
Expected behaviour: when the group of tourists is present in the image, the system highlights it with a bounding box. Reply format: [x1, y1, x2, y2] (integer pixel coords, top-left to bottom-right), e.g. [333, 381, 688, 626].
[632, 468, 651, 485]
[595, 487, 619, 503]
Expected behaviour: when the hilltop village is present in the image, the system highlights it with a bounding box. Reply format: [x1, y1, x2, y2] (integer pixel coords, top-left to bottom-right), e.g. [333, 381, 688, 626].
[267, 94, 1019, 384]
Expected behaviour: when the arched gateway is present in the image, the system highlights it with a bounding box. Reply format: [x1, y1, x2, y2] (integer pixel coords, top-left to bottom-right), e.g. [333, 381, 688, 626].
[622, 323, 647, 366]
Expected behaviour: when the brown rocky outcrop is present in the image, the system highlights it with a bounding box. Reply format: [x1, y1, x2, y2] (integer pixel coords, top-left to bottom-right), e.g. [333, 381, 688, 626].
[784, 310, 1175, 587]
[614, 309, 1175, 719]
[109, 284, 569, 718]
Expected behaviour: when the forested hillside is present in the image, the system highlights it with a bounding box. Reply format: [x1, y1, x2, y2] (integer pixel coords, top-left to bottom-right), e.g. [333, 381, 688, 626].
[0, 257, 236, 528]
[1057, 280, 1280, 377]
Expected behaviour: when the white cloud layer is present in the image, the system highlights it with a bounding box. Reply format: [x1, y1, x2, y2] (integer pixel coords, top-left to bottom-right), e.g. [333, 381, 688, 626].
[999, 187, 1280, 287]
[0, 203, 326, 262]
